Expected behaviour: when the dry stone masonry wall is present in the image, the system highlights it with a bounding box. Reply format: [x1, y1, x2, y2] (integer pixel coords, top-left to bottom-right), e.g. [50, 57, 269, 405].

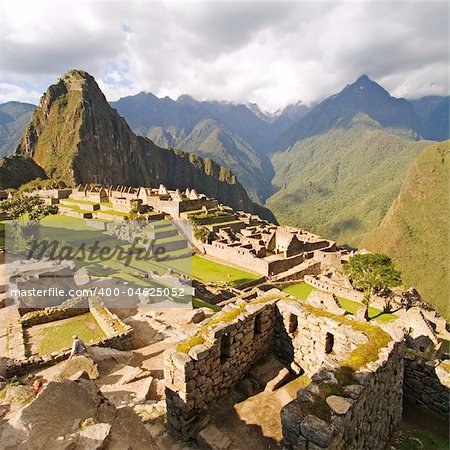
[403, 351, 449, 415]
[88, 297, 134, 351]
[164, 295, 404, 449]
[281, 340, 404, 450]
[274, 300, 368, 376]
[164, 299, 277, 437]
[5, 296, 134, 377]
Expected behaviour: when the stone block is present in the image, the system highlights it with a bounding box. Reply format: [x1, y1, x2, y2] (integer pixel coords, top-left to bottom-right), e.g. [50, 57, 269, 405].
[300, 415, 335, 447]
[325, 396, 352, 415]
[188, 345, 210, 361]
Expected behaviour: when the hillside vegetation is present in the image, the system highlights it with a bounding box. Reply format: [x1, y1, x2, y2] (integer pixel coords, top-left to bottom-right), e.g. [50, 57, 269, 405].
[267, 115, 431, 246]
[0, 155, 46, 189]
[361, 141, 449, 320]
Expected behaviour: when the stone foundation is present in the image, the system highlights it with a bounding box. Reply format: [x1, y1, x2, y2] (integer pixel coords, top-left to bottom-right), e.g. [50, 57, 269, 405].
[5, 297, 134, 377]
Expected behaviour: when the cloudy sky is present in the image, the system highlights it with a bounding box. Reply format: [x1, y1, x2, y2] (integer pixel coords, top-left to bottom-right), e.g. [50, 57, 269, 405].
[1, 0, 448, 111]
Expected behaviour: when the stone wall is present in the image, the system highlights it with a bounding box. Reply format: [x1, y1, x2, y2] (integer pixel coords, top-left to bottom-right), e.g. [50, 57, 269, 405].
[403, 351, 449, 415]
[271, 260, 321, 282]
[304, 275, 364, 302]
[204, 243, 307, 277]
[274, 300, 368, 376]
[281, 340, 404, 450]
[88, 298, 135, 351]
[165, 294, 406, 449]
[6, 310, 26, 361]
[164, 300, 277, 437]
[19, 297, 89, 328]
[4, 298, 134, 378]
[58, 207, 93, 219]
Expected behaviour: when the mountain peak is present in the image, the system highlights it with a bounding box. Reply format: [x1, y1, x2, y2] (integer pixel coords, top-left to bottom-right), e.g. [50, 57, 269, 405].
[347, 74, 385, 94]
[355, 74, 371, 83]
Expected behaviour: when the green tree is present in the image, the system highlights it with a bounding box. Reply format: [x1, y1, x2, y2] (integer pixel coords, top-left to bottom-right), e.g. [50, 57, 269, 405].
[344, 253, 402, 321]
[193, 225, 210, 243]
[0, 195, 57, 220]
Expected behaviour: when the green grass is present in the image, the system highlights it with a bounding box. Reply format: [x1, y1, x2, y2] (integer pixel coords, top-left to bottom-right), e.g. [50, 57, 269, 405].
[192, 297, 221, 312]
[96, 209, 128, 217]
[282, 282, 315, 300]
[62, 198, 99, 205]
[34, 313, 105, 356]
[191, 254, 259, 287]
[393, 430, 449, 450]
[59, 204, 92, 215]
[282, 282, 396, 323]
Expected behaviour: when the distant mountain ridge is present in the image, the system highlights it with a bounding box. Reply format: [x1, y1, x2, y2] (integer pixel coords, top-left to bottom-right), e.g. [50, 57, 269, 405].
[275, 75, 422, 152]
[110, 92, 276, 203]
[0, 101, 36, 157]
[13, 70, 275, 221]
[266, 114, 432, 245]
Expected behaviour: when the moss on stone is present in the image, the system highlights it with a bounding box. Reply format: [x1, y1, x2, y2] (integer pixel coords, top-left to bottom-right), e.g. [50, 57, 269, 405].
[176, 335, 206, 353]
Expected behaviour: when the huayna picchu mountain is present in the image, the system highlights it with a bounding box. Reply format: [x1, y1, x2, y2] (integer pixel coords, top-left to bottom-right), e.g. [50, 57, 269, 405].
[15, 70, 275, 221]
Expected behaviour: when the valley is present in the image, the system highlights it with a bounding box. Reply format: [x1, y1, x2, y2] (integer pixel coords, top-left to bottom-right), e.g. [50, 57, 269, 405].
[2, 71, 447, 317]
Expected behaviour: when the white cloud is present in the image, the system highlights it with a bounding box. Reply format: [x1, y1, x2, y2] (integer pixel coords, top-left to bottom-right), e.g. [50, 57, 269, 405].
[0, 0, 448, 111]
[0, 82, 42, 104]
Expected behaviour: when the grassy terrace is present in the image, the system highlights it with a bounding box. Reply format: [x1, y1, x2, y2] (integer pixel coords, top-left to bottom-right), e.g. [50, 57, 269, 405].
[283, 282, 397, 323]
[28, 312, 105, 356]
[191, 254, 259, 287]
[61, 198, 100, 205]
[192, 297, 221, 312]
[96, 209, 128, 217]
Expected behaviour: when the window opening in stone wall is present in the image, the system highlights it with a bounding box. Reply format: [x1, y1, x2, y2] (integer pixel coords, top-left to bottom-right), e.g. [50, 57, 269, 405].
[220, 332, 231, 362]
[288, 314, 298, 333]
[325, 332, 334, 354]
[254, 313, 262, 334]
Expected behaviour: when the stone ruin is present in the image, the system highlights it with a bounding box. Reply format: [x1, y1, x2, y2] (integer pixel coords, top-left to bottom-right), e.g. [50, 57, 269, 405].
[4, 296, 134, 378]
[163, 293, 407, 449]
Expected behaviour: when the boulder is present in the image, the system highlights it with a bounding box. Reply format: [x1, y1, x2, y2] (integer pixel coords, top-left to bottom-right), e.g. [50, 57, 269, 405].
[74, 267, 90, 286]
[55, 355, 99, 380]
[116, 366, 147, 385]
[73, 422, 112, 450]
[86, 346, 135, 365]
[0, 378, 158, 449]
[185, 309, 206, 324]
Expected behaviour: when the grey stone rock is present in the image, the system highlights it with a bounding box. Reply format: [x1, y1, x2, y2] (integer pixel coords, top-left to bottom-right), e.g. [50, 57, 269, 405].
[326, 395, 352, 415]
[265, 368, 291, 392]
[300, 415, 335, 447]
[342, 384, 364, 399]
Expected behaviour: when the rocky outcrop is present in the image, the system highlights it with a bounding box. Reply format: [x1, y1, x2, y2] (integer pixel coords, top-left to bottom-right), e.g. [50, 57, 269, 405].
[0, 377, 157, 449]
[16, 70, 276, 220]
